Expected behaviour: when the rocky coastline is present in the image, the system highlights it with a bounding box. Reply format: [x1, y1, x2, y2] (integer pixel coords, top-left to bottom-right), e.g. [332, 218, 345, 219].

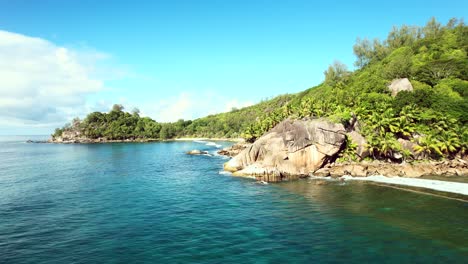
[218, 119, 468, 183]
[45, 130, 243, 144]
[47, 137, 160, 144]
[45, 119, 468, 184]
[314, 159, 468, 178]
[220, 142, 468, 182]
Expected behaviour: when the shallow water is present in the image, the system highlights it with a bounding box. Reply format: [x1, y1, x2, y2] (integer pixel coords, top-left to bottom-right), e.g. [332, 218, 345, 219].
[0, 136, 467, 263]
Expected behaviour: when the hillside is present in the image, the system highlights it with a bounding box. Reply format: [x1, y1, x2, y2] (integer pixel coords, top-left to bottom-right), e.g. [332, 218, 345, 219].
[241, 17, 468, 161]
[53, 17, 467, 160]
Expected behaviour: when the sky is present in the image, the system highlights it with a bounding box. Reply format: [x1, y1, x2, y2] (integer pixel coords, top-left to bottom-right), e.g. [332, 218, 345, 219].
[0, 0, 466, 135]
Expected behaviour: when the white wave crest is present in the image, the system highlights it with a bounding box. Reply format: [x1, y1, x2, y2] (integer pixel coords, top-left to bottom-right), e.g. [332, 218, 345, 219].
[206, 142, 222, 148]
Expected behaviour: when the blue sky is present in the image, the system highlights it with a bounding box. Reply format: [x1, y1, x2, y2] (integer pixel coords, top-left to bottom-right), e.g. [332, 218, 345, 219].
[0, 0, 466, 134]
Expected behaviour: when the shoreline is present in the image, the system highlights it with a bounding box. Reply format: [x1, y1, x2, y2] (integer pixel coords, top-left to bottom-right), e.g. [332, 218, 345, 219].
[41, 137, 244, 144]
[314, 160, 467, 179]
[336, 175, 468, 196]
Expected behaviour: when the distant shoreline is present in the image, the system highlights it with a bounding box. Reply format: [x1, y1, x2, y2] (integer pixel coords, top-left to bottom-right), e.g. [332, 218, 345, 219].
[38, 137, 244, 144]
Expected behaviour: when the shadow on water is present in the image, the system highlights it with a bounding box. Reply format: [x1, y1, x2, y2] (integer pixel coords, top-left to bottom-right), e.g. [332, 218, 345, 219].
[277, 179, 468, 253]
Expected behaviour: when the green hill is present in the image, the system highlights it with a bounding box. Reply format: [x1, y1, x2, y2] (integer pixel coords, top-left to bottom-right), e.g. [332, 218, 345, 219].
[53, 17, 467, 160]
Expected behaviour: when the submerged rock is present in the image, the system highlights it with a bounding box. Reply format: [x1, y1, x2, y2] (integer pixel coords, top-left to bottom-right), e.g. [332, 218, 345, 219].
[187, 150, 209, 155]
[26, 140, 48, 143]
[224, 118, 346, 182]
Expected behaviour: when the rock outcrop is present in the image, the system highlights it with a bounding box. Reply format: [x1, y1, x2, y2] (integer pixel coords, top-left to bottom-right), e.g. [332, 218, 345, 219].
[51, 130, 84, 143]
[388, 78, 413, 97]
[224, 119, 346, 182]
[217, 142, 252, 157]
[347, 131, 369, 159]
[314, 159, 468, 178]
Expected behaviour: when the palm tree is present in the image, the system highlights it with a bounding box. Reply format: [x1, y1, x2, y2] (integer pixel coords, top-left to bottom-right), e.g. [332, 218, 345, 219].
[438, 130, 461, 156]
[413, 135, 443, 159]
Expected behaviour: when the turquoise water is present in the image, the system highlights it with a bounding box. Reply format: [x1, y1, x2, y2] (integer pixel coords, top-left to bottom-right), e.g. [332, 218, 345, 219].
[0, 136, 467, 263]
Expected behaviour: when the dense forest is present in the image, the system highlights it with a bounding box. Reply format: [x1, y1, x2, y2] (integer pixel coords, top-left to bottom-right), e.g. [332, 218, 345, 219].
[54, 17, 467, 160]
[53, 95, 293, 140]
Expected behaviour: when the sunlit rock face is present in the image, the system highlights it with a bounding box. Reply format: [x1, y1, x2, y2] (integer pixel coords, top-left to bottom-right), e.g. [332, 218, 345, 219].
[224, 119, 346, 182]
[388, 78, 413, 97]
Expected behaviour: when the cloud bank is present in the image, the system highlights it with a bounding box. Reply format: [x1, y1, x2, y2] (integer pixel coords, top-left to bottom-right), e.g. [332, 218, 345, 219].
[0, 30, 255, 134]
[140, 92, 253, 122]
[0, 30, 105, 131]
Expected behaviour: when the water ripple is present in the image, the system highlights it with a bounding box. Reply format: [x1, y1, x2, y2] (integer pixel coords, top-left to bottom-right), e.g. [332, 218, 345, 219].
[0, 139, 467, 263]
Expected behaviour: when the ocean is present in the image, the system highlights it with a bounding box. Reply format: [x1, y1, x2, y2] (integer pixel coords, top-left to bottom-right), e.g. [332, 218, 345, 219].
[0, 136, 467, 263]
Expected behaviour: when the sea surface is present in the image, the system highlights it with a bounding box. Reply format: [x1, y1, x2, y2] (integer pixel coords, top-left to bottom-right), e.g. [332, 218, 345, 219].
[0, 136, 467, 263]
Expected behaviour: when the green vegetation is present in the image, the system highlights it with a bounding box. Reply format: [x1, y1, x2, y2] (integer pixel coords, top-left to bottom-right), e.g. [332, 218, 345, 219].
[54, 17, 467, 160]
[243, 17, 467, 160]
[53, 95, 293, 141]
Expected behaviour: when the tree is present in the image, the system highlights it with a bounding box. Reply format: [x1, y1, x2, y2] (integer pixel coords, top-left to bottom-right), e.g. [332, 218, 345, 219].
[132, 107, 140, 116]
[414, 135, 443, 159]
[422, 17, 442, 39]
[353, 37, 374, 68]
[112, 104, 124, 112]
[324, 60, 349, 86]
[382, 47, 413, 79]
[386, 25, 419, 49]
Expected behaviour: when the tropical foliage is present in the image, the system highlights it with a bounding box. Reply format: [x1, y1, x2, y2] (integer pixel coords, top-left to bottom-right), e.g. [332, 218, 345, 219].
[53, 17, 467, 160]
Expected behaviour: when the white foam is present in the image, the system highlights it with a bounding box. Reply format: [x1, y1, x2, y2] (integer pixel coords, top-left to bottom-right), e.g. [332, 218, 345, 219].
[206, 142, 222, 148]
[341, 175, 468, 196]
[218, 171, 232, 175]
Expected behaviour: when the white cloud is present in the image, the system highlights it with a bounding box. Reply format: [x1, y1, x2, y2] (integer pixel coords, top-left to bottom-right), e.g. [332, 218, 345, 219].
[0, 30, 107, 130]
[140, 92, 254, 122]
[0, 30, 255, 134]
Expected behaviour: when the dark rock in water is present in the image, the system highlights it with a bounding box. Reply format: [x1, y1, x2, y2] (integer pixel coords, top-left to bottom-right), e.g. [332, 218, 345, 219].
[224, 118, 346, 182]
[26, 140, 48, 143]
[187, 150, 209, 155]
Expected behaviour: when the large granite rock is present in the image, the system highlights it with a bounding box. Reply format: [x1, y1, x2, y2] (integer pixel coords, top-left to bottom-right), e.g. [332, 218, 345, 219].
[347, 131, 369, 159]
[224, 119, 346, 182]
[388, 78, 413, 97]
